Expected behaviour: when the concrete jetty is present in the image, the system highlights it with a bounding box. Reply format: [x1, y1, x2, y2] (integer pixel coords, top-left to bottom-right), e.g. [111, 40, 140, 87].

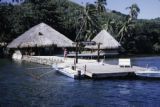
[22, 55, 147, 79]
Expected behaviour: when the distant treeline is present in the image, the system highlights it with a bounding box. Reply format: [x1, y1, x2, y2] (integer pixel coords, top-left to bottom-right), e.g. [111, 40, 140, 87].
[0, 0, 160, 54]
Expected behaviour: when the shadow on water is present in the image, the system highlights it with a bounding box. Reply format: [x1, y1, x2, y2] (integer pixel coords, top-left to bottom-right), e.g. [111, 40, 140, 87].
[0, 57, 160, 107]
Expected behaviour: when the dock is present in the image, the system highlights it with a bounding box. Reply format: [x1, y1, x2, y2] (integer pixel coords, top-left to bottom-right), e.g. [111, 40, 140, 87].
[57, 59, 147, 79]
[83, 64, 145, 78]
[22, 56, 147, 79]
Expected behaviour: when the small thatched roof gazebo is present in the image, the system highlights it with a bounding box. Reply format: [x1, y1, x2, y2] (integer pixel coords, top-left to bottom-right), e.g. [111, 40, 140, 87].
[85, 30, 121, 49]
[7, 23, 73, 49]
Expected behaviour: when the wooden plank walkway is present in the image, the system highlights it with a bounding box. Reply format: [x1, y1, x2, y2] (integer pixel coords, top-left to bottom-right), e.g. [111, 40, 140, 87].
[76, 63, 147, 78]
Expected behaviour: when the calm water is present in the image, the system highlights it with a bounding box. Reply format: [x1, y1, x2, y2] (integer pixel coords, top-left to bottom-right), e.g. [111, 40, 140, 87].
[0, 57, 160, 107]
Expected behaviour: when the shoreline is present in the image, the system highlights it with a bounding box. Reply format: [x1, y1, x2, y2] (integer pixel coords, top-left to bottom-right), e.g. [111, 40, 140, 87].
[1, 54, 160, 60]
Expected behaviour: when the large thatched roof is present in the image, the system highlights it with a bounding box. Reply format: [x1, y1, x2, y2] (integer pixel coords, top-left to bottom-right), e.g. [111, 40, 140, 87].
[7, 23, 73, 48]
[86, 30, 121, 49]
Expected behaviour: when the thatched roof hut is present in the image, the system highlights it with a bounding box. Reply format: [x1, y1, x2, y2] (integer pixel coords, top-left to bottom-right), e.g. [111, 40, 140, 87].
[7, 23, 73, 49]
[86, 30, 121, 49]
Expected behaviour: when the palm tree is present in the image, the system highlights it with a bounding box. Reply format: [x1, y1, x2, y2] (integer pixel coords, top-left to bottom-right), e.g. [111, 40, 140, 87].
[118, 21, 131, 42]
[102, 18, 115, 35]
[95, 0, 107, 13]
[126, 3, 140, 20]
[75, 3, 99, 41]
[118, 4, 140, 43]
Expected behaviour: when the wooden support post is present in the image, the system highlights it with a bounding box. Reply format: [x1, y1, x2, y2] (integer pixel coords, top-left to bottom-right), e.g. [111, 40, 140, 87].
[38, 48, 40, 56]
[97, 43, 100, 62]
[84, 65, 86, 72]
[49, 46, 51, 55]
[75, 42, 78, 63]
[31, 47, 32, 56]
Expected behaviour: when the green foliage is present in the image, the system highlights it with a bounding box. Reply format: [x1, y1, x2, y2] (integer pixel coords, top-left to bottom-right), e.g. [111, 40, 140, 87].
[0, 0, 160, 54]
[153, 43, 160, 53]
[95, 0, 107, 13]
[126, 3, 140, 20]
[134, 35, 153, 53]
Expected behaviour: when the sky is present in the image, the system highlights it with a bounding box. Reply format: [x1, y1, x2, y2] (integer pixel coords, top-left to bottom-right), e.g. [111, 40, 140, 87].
[1, 0, 160, 19]
[71, 0, 160, 19]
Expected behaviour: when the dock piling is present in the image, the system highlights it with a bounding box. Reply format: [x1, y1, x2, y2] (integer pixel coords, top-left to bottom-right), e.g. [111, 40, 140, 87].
[78, 70, 81, 79]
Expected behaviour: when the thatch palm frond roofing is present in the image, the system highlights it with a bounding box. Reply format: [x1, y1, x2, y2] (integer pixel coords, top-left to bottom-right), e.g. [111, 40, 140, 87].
[86, 30, 121, 49]
[7, 23, 74, 48]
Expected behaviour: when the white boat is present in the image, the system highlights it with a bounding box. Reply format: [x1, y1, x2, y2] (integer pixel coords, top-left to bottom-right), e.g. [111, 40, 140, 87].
[52, 64, 84, 79]
[135, 67, 160, 78]
[58, 67, 77, 78]
[52, 64, 62, 71]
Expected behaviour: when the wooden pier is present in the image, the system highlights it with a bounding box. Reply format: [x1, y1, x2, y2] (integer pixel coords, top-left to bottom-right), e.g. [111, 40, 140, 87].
[76, 63, 146, 78]
[57, 60, 147, 79]
[22, 56, 147, 79]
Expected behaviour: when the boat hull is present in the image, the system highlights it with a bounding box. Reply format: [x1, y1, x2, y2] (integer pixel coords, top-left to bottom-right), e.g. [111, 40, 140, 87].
[52, 64, 84, 79]
[135, 70, 160, 78]
[58, 68, 75, 78]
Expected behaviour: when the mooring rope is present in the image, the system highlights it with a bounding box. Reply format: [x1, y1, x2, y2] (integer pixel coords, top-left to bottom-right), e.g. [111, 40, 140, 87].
[25, 68, 54, 80]
[38, 70, 54, 79]
[27, 67, 52, 70]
